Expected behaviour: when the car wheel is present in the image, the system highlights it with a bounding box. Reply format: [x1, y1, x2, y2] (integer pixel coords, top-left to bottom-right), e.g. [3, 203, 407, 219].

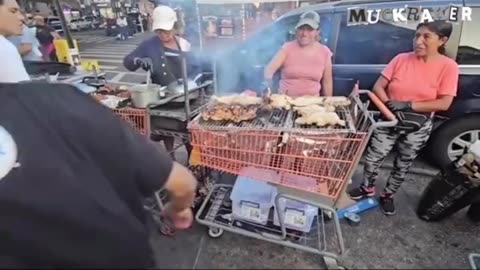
[428, 114, 480, 167]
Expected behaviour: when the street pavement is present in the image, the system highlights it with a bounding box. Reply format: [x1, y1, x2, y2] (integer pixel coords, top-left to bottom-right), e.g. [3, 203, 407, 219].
[74, 29, 152, 86]
[74, 30, 479, 269]
[151, 165, 480, 269]
[71, 29, 116, 47]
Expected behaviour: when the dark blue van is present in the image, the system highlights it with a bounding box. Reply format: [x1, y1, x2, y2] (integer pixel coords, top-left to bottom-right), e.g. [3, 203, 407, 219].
[213, 0, 480, 168]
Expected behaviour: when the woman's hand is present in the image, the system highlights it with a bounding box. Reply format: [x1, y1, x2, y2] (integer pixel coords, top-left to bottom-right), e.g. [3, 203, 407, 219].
[134, 57, 153, 71]
[386, 100, 412, 112]
[163, 203, 193, 230]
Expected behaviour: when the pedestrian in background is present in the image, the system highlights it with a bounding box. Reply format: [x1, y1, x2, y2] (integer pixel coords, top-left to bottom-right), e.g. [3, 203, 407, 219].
[8, 14, 43, 62]
[33, 15, 60, 62]
[0, 0, 30, 82]
[116, 14, 128, 40]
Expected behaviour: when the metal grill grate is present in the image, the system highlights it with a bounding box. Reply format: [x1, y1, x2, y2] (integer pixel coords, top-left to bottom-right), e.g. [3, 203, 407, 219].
[194, 106, 356, 134]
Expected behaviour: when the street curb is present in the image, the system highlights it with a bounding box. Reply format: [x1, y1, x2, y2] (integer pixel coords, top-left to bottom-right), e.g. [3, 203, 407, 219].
[358, 160, 440, 177]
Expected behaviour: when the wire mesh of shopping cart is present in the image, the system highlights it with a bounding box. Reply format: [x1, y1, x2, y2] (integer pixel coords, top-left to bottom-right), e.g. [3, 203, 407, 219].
[112, 107, 148, 135]
[189, 90, 398, 269]
[188, 91, 389, 202]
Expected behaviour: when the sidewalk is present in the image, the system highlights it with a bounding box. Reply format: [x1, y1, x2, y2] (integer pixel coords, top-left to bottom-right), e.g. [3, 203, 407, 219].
[150, 166, 479, 269]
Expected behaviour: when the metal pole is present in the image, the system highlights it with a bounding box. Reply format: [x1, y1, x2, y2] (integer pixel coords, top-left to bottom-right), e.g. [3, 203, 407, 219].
[194, 0, 203, 49]
[53, 0, 75, 49]
[241, 3, 246, 40]
[181, 54, 191, 119]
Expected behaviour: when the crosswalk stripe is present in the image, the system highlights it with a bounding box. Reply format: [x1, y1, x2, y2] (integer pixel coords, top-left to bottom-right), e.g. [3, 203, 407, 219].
[98, 65, 118, 70]
[82, 46, 136, 51]
[81, 48, 133, 52]
[80, 52, 131, 57]
[81, 54, 124, 59]
[79, 37, 115, 43]
[93, 59, 123, 64]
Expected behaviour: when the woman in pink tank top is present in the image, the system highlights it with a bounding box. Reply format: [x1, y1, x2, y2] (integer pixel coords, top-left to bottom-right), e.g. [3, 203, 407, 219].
[264, 11, 333, 97]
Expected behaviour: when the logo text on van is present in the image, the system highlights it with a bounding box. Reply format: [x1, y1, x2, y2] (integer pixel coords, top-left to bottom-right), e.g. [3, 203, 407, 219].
[347, 6, 472, 25]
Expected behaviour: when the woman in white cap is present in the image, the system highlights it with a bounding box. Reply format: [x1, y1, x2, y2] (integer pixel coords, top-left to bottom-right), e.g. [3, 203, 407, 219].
[264, 11, 333, 97]
[124, 5, 191, 83]
[123, 5, 196, 159]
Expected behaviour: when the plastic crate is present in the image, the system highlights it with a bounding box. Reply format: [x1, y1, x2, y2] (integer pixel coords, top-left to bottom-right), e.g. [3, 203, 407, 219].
[230, 169, 278, 225]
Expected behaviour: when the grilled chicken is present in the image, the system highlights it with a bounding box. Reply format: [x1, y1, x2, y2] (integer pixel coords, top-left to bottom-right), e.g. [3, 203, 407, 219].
[295, 111, 346, 127]
[290, 96, 351, 107]
[323, 96, 351, 106]
[294, 104, 335, 115]
[211, 94, 263, 106]
[265, 94, 294, 110]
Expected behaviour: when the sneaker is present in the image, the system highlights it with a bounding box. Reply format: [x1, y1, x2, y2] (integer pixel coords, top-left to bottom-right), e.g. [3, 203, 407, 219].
[380, 194, 396, 216]
[347, 185, 375, 200]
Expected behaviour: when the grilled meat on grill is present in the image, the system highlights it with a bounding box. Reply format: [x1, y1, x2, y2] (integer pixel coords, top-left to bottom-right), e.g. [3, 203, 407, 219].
[202, 103, 258, 122]
[295, 111, 346, 127]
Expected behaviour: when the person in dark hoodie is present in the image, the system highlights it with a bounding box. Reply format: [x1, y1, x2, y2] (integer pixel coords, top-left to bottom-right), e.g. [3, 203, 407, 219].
[0, 82, 197, 268]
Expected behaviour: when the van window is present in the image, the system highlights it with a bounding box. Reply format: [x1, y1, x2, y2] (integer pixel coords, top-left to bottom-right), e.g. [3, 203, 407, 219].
[335, 14, 415, 65]
[456, 7, 480, 65]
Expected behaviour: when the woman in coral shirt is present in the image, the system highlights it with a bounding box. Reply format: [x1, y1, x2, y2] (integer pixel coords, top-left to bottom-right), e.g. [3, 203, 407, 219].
[348, 21, 459, 216]
[264, 11, 333, 97]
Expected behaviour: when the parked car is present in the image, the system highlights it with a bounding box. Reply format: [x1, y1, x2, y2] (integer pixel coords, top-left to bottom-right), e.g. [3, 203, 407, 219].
[68, 18, 90, 31]
[215, 0, 480, 168]
[84, 15, 102, 29]
[46, 16, 63, 35]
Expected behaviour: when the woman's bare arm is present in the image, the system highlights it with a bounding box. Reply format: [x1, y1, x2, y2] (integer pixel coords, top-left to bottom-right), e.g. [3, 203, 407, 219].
[321, 56, 333, 96]
[372, 75, 390, 103]
[264, 48, 286, 80]
[412, 95, 454, 113]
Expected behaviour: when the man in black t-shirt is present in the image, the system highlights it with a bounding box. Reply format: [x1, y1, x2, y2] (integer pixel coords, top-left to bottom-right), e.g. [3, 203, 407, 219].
[0, 83, 197, 268]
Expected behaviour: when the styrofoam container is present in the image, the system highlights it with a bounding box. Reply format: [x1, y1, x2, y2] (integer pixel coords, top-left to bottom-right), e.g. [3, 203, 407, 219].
[230, 174, 276, 225]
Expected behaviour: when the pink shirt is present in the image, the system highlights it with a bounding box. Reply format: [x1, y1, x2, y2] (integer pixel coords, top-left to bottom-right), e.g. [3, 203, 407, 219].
[279, 41, 332, 97]
[382, 52, 459, 102]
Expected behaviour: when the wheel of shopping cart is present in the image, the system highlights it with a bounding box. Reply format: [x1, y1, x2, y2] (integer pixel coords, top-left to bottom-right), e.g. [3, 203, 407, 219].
[208, 227, 224, 238]
[323, 257, 346, 270]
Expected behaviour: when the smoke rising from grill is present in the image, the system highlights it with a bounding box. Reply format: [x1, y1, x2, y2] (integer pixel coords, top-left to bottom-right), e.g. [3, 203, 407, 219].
[213, 17, 293, 95]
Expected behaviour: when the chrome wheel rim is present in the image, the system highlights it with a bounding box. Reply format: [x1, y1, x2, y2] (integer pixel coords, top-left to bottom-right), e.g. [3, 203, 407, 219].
[447, 130, 480, 161]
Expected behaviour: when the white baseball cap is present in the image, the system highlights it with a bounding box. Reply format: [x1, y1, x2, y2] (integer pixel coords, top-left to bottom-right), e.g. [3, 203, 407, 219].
[152, 5, 177, 31]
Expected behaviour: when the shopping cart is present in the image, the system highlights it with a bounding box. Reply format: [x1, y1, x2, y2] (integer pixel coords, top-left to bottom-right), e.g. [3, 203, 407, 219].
[188, 89, 397, 269]
[112, 107, 150, 136]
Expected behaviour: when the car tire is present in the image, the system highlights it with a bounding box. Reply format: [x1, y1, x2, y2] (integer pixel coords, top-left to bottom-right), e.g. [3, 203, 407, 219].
[428, 114, 480, 168]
